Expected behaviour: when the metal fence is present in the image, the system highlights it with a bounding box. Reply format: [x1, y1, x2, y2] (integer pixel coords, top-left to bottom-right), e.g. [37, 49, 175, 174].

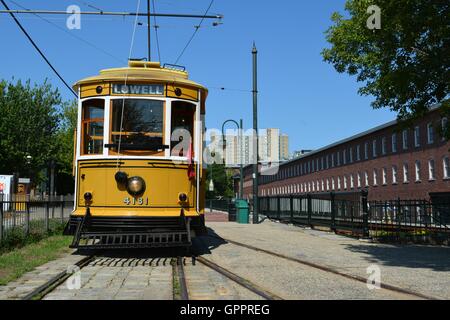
[206, 198, 233, 212]
[0, 194, 74, 244]
[259, 192, 450, 243]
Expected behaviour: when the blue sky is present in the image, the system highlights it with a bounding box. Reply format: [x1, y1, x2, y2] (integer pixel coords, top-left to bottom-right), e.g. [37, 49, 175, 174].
[0, 0, 396, 153]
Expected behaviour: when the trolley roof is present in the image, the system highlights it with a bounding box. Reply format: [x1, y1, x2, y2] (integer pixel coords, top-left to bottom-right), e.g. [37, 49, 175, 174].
[73, 60, 208, 96]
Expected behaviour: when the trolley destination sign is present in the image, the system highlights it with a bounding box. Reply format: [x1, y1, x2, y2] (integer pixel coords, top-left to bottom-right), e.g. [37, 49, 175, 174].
[112, 83, 165, 95]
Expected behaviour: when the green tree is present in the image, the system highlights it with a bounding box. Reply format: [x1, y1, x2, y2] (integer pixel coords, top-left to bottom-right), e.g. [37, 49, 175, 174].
[54, 100, 78, 175]
[322, 0, 449, 138]
[0, 79, 61, 184]
[206, 164, 234, 199]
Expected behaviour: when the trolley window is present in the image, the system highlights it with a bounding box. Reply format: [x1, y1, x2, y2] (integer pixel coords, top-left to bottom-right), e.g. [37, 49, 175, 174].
[110, 99, 164, 152]
[171, 101, 195, 156]
[81, 99, 104, 155]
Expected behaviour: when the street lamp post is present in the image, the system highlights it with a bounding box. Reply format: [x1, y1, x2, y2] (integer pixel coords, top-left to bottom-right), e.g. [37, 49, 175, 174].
[252, 42, 259, 224]
[221, 119, 244, 199]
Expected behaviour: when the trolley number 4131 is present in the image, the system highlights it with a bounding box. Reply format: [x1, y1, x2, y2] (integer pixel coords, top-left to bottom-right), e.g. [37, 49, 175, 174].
[123, 197, 148, 206]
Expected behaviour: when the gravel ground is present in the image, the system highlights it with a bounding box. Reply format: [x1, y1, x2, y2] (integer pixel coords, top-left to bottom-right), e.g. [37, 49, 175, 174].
[194, 237, 416, 300]
[205, 221, 450, 299]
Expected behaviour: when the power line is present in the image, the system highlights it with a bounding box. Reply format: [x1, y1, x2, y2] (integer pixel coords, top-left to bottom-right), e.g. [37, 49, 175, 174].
[152, 0, 162, 62]
[10, 0, 125, 64]
[0, 9, 223, 19]
[174, 0, 215, 64]
[0, 0, 77, 98]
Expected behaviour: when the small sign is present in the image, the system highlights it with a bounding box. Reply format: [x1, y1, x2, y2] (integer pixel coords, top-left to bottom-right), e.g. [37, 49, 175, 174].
[18, 178, 31, 184]
[112, 84, 164, 95]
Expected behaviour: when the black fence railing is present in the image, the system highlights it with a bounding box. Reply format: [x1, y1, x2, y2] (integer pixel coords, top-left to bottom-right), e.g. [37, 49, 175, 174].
[259, 192, 450, 243]
[0, 195, 74, 244]
[206, 199, 233, 212]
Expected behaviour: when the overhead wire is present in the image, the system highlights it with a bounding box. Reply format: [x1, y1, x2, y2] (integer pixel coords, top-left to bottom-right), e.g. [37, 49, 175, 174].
[0, 0, 77, 98]
[10, 0, 125, 64]
[174, 0, 214, 64]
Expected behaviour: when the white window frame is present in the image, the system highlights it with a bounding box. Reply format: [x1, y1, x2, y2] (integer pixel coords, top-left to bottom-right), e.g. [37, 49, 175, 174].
[427, 122, 434, 144]
[402, 130, 408, 150]
[414, 126, 420, 147]
[428, 159, 435, 180]
[415, 161, 421, 182]
[403, 163, 409, 183]
[392, 165, 398, 184]
[443, 156, 449, 179]
[392, 133, 397, 153]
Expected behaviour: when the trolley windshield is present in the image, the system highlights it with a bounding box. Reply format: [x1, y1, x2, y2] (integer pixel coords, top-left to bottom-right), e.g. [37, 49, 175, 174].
[110, 99, 165, 151]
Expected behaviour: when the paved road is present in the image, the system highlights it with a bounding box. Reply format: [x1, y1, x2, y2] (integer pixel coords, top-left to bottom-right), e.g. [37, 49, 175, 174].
[206, 220, 450, 299]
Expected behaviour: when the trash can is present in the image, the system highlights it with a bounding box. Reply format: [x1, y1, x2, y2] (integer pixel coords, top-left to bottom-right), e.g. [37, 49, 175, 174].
[228, 200, 237, 222]
[235, 199, 249, 224]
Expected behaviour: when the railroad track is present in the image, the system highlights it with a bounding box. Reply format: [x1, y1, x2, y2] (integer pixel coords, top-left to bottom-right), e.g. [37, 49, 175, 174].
[207, 234, 439, 300]
[174, 254, 282, 300]
[22, 255, 96, 300]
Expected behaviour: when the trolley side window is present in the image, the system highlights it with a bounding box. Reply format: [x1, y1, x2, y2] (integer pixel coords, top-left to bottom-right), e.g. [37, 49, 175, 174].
[171, 101, 195, 156]
[81, 99, 104, 155]
[110, 99, 164, 152]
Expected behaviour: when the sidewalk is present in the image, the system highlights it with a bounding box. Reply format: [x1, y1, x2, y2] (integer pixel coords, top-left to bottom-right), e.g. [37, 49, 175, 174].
[204, 209, 229, 222]
[204, 220, 450, 299]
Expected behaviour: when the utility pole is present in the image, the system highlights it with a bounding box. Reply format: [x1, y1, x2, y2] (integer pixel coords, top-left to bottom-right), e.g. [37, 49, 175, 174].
[252, 42, 259, 224]
[239, 118, 244, 199]
[147, 0, 151, 61]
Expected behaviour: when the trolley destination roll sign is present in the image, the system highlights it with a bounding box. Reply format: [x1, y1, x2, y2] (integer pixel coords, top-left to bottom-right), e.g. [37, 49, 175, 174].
[112, 84, 164, 95]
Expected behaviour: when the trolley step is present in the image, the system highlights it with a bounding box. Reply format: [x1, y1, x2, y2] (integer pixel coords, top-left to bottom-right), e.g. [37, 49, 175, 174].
[71, 231, 191, 249]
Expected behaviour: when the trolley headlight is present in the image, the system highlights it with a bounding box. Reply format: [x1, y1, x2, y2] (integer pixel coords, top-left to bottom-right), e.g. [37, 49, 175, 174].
[127, 176, 146, 196]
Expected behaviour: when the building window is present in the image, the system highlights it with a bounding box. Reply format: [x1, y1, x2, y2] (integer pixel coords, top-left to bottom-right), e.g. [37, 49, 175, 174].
[321, 180, 324, 191]
[442, 117, 448, 140]
[326, 155, 329, 169]
[365, 171, 369, 187]
[349, 147, 353, 163]
[336, 152, 340, 166]
[317, 180, 320, 191]
[343, 150, 347, 165]
[316, 159, 319, 171]
[427, 123, 434, 144]
[443, 156, 450, 179]
[331, 153, 335, 167]
[392, 165, 398, 184]
[392, 133, 397, 153]
[321, 157, 324, 170]
[337, 176, 341, 190]
[414, 126, 420, 147]
[403, 163, 409, 183]
[356, 145, 361, 161]
[343, 176, 347, 189]
[357, 172, 361, 188]
[382, 168, 387, 185]
[326, 179, 330, 191]
[331, 178, 335, 190]
[402, 130, 408, 150]
[373, 169, 378, 186]
[428, 159, 435, 180]
[350, 174, 354, 189]
[382, 137, 387, 155]
[415, 161, 421, 182]
[364, 142, 369, 159]
[372, 139, 377, 157]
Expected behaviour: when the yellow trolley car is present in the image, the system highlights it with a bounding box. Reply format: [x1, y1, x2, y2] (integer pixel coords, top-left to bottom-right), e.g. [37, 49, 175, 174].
[64, 60, 207, 249]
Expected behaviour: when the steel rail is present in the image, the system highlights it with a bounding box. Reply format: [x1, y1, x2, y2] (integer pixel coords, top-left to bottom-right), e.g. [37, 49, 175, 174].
[176, 256, 189, 300]
[22, 255, 96, 300]
[195, 255, 283, 300]
[208, 235, 440, 300]
[0, 9, 223, 19]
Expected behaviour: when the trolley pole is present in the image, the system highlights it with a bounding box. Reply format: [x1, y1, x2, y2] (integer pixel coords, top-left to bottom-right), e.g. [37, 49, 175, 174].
[147, 0, 151, 61]
[252, 42, 259, 224]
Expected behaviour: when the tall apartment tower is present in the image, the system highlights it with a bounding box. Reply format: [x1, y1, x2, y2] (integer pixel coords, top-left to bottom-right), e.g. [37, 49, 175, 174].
[279, 134, 290, 160]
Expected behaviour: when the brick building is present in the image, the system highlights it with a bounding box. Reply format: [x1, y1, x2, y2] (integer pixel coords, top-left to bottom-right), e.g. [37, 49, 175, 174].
[242, 107, 449, 202]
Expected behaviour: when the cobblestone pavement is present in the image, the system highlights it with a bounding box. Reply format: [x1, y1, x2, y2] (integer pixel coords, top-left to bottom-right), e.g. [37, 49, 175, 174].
[182, 257, 263, 300]
[43, 256, 173, 300]
[0, 252, 83, 300]
[205, 221, 450, 299]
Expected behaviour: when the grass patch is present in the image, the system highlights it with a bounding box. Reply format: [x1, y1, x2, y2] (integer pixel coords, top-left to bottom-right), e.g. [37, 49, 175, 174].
[0, 234, 72, 285]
